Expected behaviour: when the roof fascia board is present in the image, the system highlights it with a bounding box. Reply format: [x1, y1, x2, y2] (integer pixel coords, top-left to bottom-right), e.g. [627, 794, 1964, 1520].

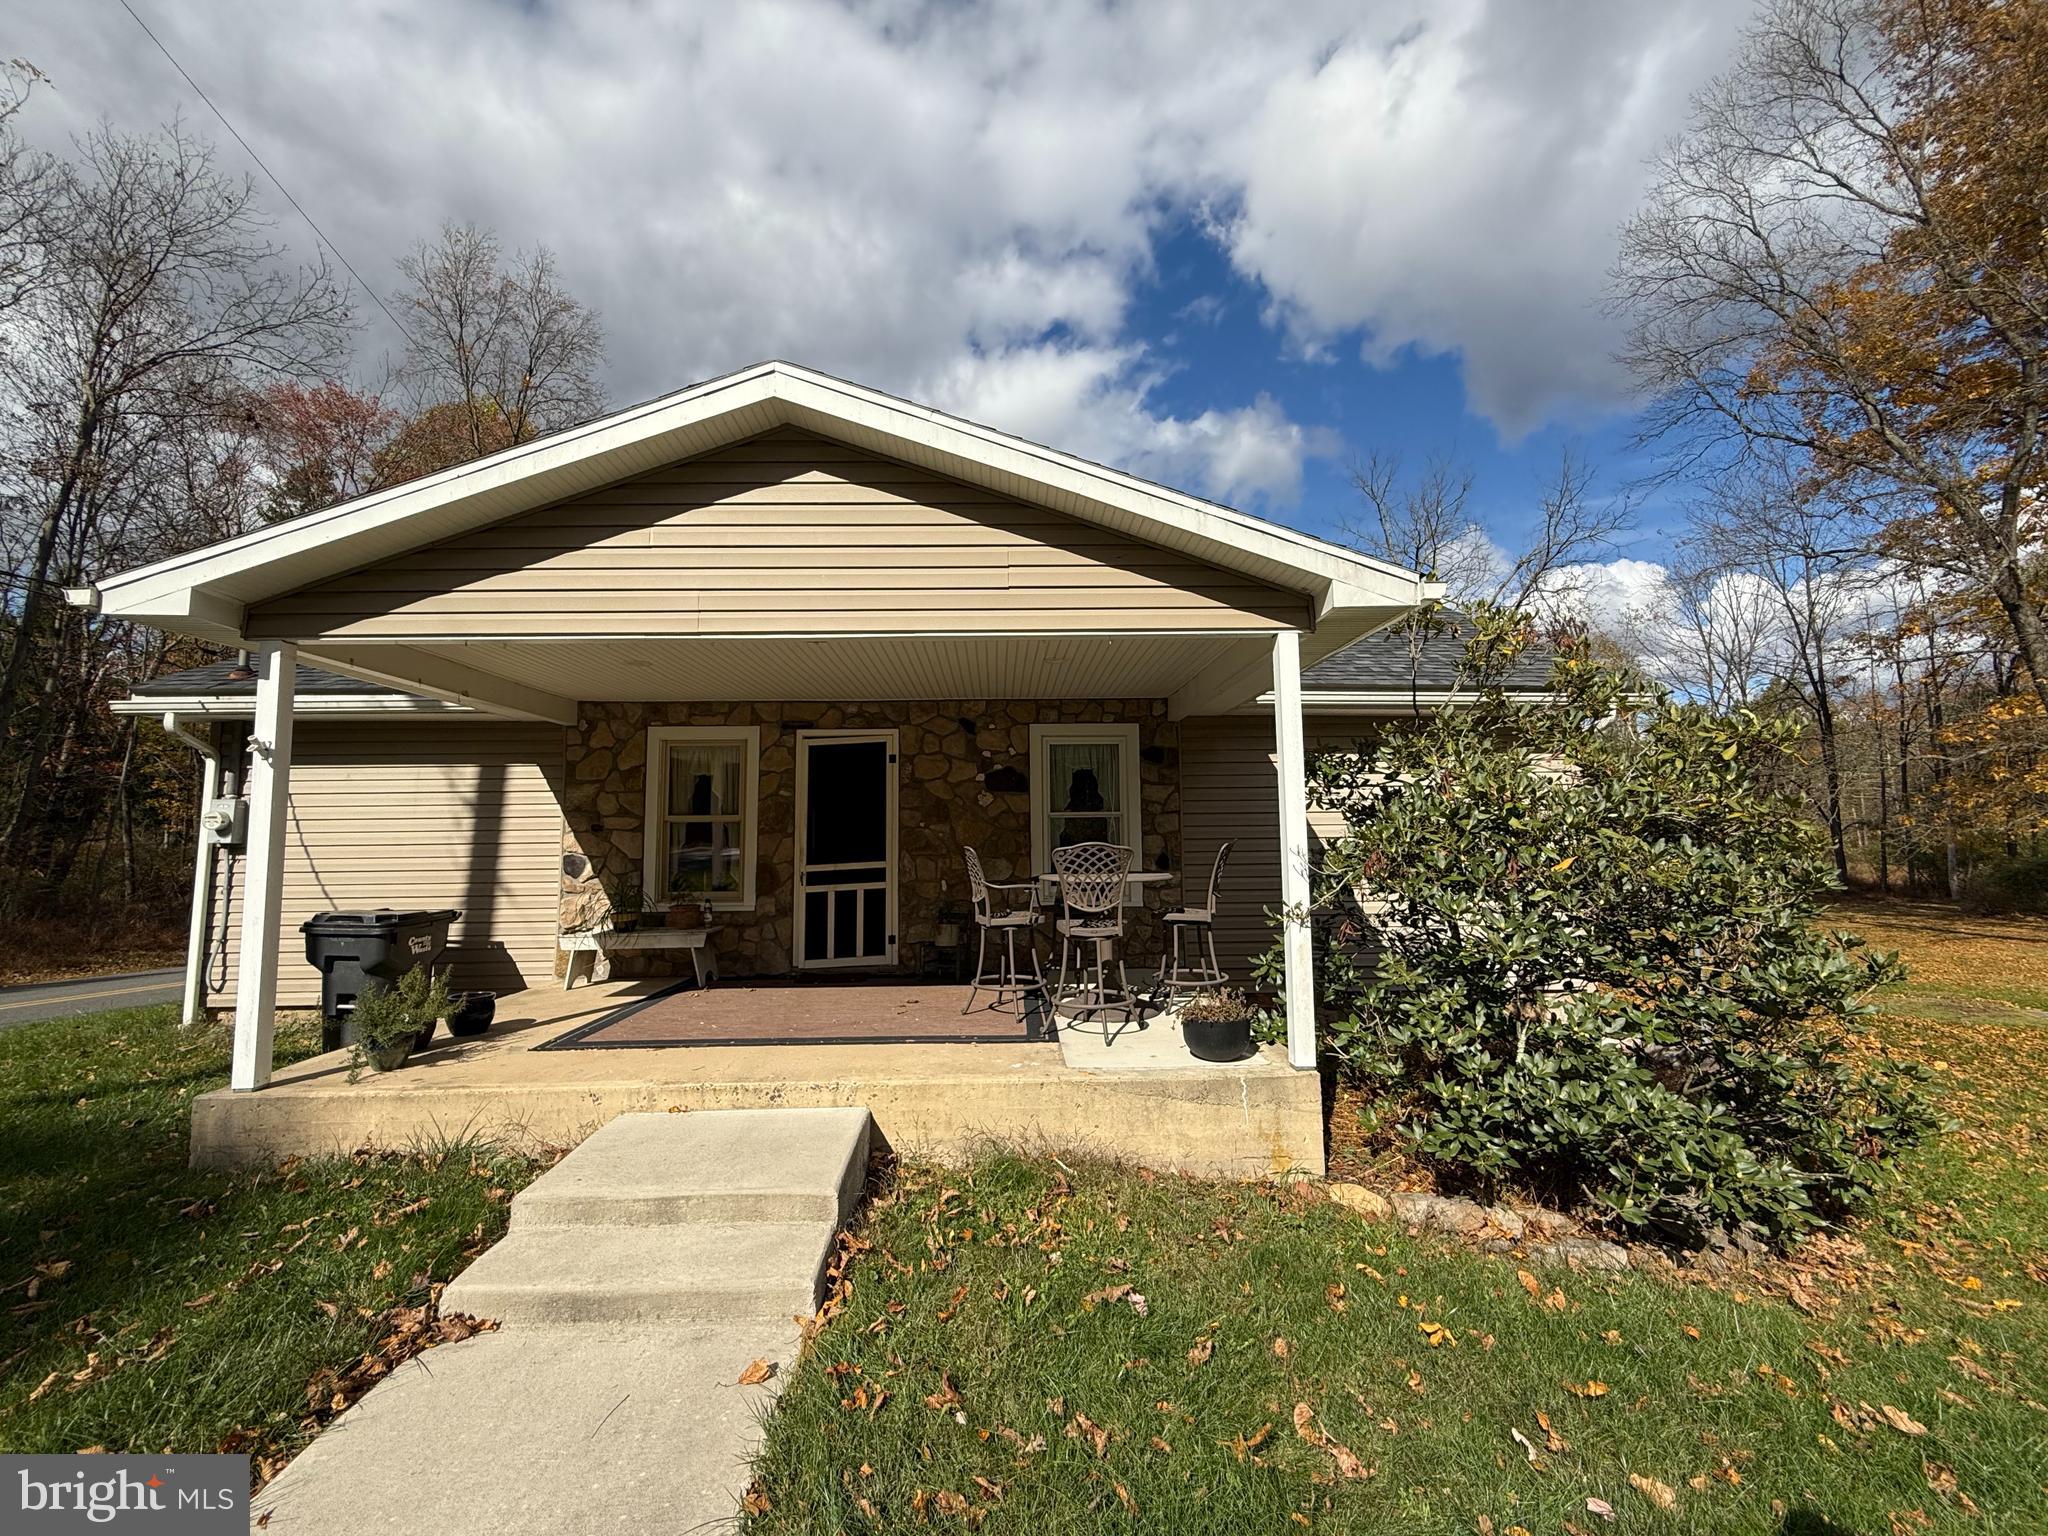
[111, 695, 474, 718]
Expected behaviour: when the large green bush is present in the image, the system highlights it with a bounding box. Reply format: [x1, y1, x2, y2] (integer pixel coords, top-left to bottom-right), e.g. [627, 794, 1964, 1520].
[1283, 610, 1935, 1246]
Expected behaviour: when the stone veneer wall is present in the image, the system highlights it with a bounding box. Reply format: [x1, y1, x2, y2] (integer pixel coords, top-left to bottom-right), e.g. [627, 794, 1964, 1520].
[561, 701, 1180, 980]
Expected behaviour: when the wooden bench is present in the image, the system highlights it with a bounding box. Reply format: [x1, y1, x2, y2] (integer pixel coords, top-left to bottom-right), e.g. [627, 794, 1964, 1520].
[559, 927, 719, 991]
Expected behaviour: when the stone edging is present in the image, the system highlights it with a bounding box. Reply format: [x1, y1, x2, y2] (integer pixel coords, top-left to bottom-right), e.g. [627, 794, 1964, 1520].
[1326, 1182, 1631, 1271]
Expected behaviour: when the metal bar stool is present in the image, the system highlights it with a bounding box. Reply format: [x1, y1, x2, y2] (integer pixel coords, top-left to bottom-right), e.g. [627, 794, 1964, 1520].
[961, 847, 1047, 1018]
[1161, 840, 1233, 994]
[1051, 841, 1138, 1022]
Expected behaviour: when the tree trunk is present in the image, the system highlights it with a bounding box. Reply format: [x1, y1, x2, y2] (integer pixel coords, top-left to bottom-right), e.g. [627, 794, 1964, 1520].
[1811, 685, 1851, 887]
[1989, 564, 2048, 715]
[0, 408, 95, 745]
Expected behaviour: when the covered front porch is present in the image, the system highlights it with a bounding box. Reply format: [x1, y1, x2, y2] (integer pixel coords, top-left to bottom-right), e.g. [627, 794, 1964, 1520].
[76, 362, 1438, 1173]
[187, 974, 1323, 1176]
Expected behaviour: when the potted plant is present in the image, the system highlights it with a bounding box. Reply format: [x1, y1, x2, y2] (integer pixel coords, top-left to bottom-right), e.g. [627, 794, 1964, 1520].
[665, 898, 707, 930]
[346, 966, 456, 1080]
[447, 991, 497, 1036]
[1178, 987, 1259, 1063]
[603, 869, 646, 933]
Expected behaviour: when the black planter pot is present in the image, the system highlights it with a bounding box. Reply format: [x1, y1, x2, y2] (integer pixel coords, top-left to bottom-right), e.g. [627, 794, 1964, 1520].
[1181, 1013, 1256, 1063]
[412, 1019, 437, 1051]
[448, 992, 497, 1037]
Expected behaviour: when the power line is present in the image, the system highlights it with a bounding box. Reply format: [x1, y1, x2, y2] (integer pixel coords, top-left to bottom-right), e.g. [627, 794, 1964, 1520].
[115, 0, 413, 344]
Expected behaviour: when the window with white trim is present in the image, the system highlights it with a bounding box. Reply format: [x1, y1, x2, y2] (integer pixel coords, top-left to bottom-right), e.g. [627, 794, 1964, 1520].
[644, 726, 761, 909]
[1030, 723, 1143, 876]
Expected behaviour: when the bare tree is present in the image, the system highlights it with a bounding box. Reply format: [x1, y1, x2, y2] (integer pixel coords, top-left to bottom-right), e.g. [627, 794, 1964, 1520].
[0, 119, 352, 748]
[0, 59, 54, 320]
[1618, 555, 1774, 710]
[394, 221, 606, 460]
[1690, 459, 1873, 882]
[1346, 445, 1632, 616]
[1613, 0, 2048, 709]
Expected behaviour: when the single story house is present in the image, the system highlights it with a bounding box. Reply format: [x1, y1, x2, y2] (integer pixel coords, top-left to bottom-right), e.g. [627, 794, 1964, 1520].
[79, 362, 1535, 1127]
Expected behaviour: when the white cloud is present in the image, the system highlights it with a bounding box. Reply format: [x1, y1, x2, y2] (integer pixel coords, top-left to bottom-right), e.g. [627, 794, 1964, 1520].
[925, 343, 1338, 505]
[11, 0, 1753, 498]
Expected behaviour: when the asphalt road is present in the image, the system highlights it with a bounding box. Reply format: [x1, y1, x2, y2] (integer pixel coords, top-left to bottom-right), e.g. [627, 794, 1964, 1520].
[0, 967, 183, 1029]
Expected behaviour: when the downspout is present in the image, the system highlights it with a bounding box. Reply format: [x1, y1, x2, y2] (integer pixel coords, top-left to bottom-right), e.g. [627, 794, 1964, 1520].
[166, 710, 220, 1028]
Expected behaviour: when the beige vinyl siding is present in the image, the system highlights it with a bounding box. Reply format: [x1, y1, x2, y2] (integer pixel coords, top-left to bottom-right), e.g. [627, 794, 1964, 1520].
[212, 722, 565, 1006]
[1178, 714, 1380, 981]
[245, 426, 1309, 640]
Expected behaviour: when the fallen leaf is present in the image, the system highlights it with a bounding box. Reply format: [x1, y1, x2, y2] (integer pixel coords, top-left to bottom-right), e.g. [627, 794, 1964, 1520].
[1628, 1474, 1678, 1511]
[1880, 1404, 1928, 1436]
[1538, 1409, 1569, 1453]
[1222, 1422, 1272, 1462]
[1585, 1496, 1615, 1520]
[1516, 1269, 1541, 1298]
[737, 1358, 776, 1386]
[1563, 1379, 1610, 1398]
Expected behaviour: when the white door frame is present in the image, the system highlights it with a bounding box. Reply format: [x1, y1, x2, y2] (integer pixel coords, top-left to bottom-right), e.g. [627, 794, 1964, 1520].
[793, 728, 899, 970]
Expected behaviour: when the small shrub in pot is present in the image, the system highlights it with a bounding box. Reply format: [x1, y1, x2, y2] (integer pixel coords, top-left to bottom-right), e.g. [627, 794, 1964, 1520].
[1179, 987, 1259, 1062]
[347, 966, 456, 1080]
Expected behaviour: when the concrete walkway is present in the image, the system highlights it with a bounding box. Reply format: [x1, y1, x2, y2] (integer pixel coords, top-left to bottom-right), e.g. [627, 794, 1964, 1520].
[0, 967, 181, 1029]
[252, 1107, 872, 1534]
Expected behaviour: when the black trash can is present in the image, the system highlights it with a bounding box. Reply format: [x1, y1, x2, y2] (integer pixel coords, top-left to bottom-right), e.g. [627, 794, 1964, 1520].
[301, 909, 460, 1051]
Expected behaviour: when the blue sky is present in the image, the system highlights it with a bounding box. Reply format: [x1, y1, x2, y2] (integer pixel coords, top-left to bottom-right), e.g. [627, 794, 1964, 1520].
[1125, 218, 1681, 563]
[15, 0, 1751, 593]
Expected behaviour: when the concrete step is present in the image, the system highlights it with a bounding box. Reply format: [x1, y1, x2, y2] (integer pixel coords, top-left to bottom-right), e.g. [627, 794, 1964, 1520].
[509, 1107, 872, 1230]
[440, 1221, 838, 1327]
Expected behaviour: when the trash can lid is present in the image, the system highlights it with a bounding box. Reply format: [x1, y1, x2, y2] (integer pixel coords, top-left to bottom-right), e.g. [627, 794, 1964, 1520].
[300, 908, 461, 933]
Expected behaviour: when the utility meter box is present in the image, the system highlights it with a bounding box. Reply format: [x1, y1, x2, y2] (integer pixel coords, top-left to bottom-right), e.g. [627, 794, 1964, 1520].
[200, 796, 247, 847]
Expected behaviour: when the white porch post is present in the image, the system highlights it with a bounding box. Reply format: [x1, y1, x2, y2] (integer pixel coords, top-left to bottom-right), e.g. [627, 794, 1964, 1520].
[1272, 630, 1316, 1070]
[180, 743, 219, 1027]
[231, 644, 295, 1091]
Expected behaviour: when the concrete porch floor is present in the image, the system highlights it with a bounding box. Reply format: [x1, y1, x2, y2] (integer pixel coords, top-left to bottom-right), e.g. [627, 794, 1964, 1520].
[189, 978, 1324, 1178]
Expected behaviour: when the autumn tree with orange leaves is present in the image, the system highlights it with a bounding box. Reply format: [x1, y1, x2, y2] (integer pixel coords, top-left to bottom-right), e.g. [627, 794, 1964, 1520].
[1617, 0, 2048, 708]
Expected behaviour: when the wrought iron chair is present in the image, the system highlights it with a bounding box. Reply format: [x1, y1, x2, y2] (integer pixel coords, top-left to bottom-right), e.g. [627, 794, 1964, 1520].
[1051, 841, 1138, 1021]
[961, 846, 1046, 1020]
[1160, 840, 1233, 994]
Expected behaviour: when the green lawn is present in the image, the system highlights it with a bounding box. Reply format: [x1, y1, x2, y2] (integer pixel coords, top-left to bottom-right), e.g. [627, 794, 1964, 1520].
[0, 1005, 542, 1476]
[745, 902, 2048, 1534]
[1, 903, 2041, 1529]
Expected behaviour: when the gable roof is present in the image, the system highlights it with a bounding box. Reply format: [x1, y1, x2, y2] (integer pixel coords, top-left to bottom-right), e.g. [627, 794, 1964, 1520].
[73, 360, 1436, 645]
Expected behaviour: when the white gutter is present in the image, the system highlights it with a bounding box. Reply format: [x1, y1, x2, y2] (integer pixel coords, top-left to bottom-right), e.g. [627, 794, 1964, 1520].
[1250, 688, 1561, 714]
[111, 694, 475, 718]
[164, 712, 219, 1028]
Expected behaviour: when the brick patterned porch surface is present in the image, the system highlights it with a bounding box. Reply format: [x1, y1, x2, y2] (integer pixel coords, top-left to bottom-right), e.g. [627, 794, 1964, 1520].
[541, 980, 1047, 1049]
